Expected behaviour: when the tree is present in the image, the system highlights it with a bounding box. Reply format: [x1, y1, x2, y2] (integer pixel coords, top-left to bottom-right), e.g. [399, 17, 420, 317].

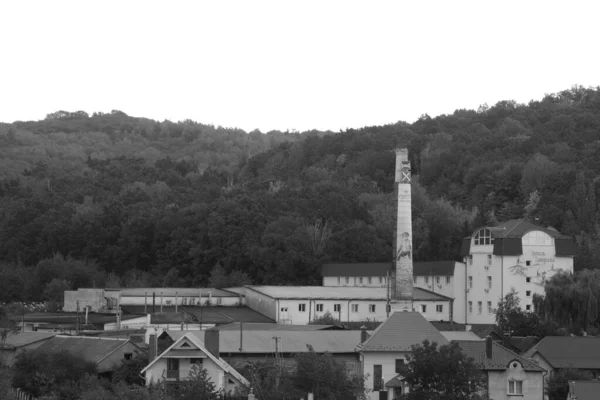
[545, 368, 593, 400]
[309, 311, 340, 326]
[400, 340, 485, 400]
[166, 364, 220, 400]
[495, 289, 556, 337]
[208, 264, 252, 289]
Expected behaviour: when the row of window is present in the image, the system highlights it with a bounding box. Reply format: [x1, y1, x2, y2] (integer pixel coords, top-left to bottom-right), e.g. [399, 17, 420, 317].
[467, 276, 493, 289]
[285, 303, 377, 314]
[468, 300, 532, 314]
[336, 276, 385, 285]
[414, 276, 451, 285]
[467, 255, 493, 265]
[420, 304, 443, 313]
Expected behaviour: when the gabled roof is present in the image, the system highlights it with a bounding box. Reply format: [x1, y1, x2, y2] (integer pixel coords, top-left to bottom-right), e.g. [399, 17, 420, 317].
[142, 333, 249, 387]
[162, 330, 362, 354]
[455, 340, 544, 372]
[321, 263, 392, 277]
[1, 332, 58, 349]
[413, 261, 456, 276]
[524, 336, 600, 369]
[359, 312, 448, 352]
[569, 380, 600, 400]
[36, 335, 141, 370]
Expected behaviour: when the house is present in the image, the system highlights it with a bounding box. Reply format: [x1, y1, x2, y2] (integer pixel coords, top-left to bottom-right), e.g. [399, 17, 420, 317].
[227, 285, 453, 324]
[568, 380, 600, 400]
[142, 329, 249, 396]
[357, 311, 449, 400]
[523, 336, 600, 378]
[0, 331, 58, 366]
[36, 335, 145, 374]
[157, 328, 363, 375]
[321, 261, 467, 323]
[460, 219, 575, 324]
[456, 337, 545, 399]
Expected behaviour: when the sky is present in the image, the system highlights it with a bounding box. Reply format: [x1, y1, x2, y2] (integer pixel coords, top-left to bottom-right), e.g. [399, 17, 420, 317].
[1, 0, 599, 133]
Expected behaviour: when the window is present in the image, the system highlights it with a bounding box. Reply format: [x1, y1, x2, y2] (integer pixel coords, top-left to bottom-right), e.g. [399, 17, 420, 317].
[280, 307, 288, 313]
[369, 304, 376, 313]
[468, 301, 473, 314]
[316, 304, 323, 312]
[395, 359, 405, 373]
[487, 301, 492, 314]
[368, 277, 372, 284]
[298, 304, 306, 312]
[526, 277, 531, 283]
[487, 254, 492, 265]
[425, 277, 429, 284]
[373, 365, 383, 390]
[446, 276, 451, 284]
[526, 291, 531, 297]
[334, 304, 341, 312]
[473, 228, 492, 245]
[469, 255, 473, 265]
[124, 353, 132, 360]
[487, 276, 492, 289]
[421, 305, 427, 313]
[414, 276, 417, 284]
[436, 276, 440, 284]
[379, 277, 383, 284]
[508, 380, 523, 395]
[345, 277, 349, 284]
[359, 277, 364, 284]
[351, 304, 359, 313]
[526, 261, 531, 266]
[478, 301, 482, 314]
[436, 305, 443, 313]
[526, 305, 531, 311]
[468, 276, 473, 289]
[190, 358, 203, 365]
[337, 277, 341, 285]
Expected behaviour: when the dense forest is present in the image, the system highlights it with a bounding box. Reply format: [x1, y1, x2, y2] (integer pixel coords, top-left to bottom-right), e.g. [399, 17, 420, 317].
[1, 86, 600, 303]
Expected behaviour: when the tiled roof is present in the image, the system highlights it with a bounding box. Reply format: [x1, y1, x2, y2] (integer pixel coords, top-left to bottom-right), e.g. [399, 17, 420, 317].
[569, 380, 600, 400]
[413, 261, 456, 276]
[164, 330, 362, 354]
[455, 340, 544, 372]
[359, 312, 448, 352]
[509, 336, 540, 354]
[36, 335, 137, 366]
[524, 336, 600, 369]
[1, 332, 57, 348]
[321, 263, 392, 277]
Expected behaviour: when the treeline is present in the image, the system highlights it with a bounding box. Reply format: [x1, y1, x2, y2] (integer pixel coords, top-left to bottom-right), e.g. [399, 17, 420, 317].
[0, 86, 600, 301]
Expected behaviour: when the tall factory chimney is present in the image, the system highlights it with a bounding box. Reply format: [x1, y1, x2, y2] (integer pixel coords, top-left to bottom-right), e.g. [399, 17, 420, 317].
[390, 148, 414, 312]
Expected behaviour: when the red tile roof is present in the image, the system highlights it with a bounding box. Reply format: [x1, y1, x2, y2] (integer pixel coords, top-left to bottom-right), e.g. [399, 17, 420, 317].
[359, 312, 448, 352]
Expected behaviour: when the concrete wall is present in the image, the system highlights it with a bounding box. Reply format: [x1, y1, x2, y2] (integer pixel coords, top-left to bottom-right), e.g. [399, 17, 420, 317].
[487, 363, 544, 400]
[231, 288, 277, 321]
[97, 341, 144, 373]
[119, 294, 241, 307]
[63, 289, 107, 312]
[413, 300, 451, 322]
[277, 299, 390, 324]
[362, 351, 410, 400]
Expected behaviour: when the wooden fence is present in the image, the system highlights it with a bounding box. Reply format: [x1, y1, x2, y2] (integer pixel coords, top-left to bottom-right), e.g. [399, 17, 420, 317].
[12, 388, 36, 400]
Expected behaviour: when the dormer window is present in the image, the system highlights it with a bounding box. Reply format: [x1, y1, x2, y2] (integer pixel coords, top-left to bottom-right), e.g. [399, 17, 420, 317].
[473, 228, 493, 246]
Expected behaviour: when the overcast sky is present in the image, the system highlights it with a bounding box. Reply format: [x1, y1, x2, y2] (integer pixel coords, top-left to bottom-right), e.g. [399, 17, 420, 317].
[1, 0, 599, 132]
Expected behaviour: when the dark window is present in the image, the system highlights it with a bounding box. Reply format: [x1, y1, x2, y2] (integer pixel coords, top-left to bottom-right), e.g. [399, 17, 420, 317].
[395, 359, 404, 373]
[526, 261, 531, 266]
[190, 358, 203, 364]
[124, 353, 132, 360]
[526, 277, 531, 283]
[373, 365, 383, 390]
[181, 342, 191, 348]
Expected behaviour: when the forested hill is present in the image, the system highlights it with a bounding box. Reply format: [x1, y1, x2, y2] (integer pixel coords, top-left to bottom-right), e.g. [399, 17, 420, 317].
[1, 86, 600, 303]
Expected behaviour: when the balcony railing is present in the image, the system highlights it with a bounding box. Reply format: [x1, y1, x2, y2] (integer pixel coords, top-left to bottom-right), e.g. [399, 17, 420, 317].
[166, 370, 180, 379]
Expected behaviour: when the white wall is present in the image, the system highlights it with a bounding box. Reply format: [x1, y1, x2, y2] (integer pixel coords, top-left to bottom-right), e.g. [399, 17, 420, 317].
[145, 355, 227, 389]
[322, 276, 387, 288]
[413, 301, 451, 322]
[362, 351, 410, 400]
[119, 295, 241, 307]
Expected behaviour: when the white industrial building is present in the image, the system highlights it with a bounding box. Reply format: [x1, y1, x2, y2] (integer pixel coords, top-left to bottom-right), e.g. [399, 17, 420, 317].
[460, 219, 575, 324]
[226, 285, 452, 324]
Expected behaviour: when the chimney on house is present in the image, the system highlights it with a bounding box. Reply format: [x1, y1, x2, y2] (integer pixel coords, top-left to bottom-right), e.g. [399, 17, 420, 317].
[503, 332, 511, 348]
[360, 325, 369, 344]
[205, 328, 220, 358]
[486, 335, 493, 359]
[149, 334, 157, 361]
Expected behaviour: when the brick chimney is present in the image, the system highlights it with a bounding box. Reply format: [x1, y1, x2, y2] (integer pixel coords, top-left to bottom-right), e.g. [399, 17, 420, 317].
[149, 334, 157, 361]
[486, 335, 493, 359]
[205, 328, 220, 358]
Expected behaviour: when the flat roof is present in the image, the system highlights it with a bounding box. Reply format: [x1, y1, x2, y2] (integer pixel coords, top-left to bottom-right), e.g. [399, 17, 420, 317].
[244, 286, 451, 301]
[121, 306, 274, 324]
[110, 288, 239, 297]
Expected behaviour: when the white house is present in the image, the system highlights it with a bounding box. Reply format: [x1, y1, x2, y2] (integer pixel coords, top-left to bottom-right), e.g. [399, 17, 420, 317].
[460, 219, 575, 324]
[358, 311, 449, 400]
[226, 286, 453, 324]
[141, 329, 249, 395]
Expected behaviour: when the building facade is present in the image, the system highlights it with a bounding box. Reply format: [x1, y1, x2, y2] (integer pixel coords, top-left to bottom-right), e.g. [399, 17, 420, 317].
[460, 219, 575, 324]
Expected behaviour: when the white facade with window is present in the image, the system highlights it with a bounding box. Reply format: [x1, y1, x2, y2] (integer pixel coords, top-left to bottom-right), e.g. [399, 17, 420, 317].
[460, 220, 575, 324]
